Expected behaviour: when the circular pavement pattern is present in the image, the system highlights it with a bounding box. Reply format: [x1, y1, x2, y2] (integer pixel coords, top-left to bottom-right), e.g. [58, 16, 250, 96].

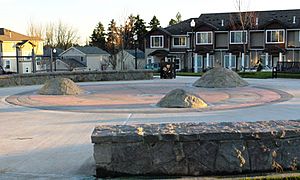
[5, 81, 292, 114]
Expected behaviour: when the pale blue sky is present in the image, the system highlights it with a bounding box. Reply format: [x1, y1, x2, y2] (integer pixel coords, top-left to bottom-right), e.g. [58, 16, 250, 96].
[1, 0, 300, 44]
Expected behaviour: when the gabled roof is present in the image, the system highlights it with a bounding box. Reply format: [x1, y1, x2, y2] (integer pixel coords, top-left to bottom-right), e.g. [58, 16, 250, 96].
[199, 9, 300, 30]
[74, 46, 110, 55]
[125, 49, 145, 59]
[0, 28, 42, 41]
[60, 58, 86, 68]
[165, 18, 195, 35]
[16, 40, 36, 47]
[147, 27, 172, 36]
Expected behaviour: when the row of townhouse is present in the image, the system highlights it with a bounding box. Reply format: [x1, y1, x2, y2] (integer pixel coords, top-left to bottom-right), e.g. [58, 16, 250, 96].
[145, 9, 300, 72]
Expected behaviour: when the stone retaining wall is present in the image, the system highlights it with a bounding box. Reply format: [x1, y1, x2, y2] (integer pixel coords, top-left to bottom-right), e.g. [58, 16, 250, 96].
[91, 121, 300, 178]
[0, 70, 153, 87]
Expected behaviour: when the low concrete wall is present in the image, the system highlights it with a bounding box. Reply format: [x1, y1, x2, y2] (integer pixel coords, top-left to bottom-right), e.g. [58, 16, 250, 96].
[91, 120, 300, 178]
[0, 70, 153, 87]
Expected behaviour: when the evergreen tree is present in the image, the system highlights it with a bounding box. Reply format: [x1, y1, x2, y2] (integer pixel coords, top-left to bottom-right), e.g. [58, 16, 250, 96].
[168, 12, 182, 26]
[149, 15, 160, 30]
[123, 15, 136, 49]
[169, 19, 177, 26]
[89, 22, 106, 50]
[133, 15, 148, 51]
[106, 19, 121, 53]
[106, 19, 121, 69]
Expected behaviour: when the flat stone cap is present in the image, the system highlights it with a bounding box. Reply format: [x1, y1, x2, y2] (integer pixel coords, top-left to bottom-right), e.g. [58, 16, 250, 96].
[91, 120, 300, 144]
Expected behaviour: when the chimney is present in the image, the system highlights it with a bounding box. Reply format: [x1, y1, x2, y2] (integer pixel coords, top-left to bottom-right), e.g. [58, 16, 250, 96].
[293, 16, 296, 24]
[256, 17, 259, 26]
[9, 30, 12, 38]
[221, 19, 224, 27]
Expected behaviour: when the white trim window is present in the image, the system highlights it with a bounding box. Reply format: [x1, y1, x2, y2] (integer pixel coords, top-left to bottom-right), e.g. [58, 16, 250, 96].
[266, 29, 285, 43]
[230, 31, 247, 44]
[173, 36, 186, 47]
[196, 32, 213, 45]
[224, 55, 236, 68]
[150, 35, 164, 48]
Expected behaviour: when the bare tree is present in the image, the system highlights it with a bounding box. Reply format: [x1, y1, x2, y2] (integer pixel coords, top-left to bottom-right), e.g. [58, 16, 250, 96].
[27, 21, 79, 49]
[230, 0, 257, 70]
[27, 20, 44, 38]
[55, 21, 79, 49]
[25, 20, 46, 66]
[45, 22, 55, 48]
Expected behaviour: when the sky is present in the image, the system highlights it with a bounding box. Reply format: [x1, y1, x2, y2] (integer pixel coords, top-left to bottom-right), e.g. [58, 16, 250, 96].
[1, 0, 300, 44]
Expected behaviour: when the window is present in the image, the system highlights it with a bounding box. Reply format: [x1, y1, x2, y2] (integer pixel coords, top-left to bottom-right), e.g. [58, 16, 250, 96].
[5, 60, 10, 69]
[224, 55, 236, 68]
[266, 30, 284, 43]
[239, 55, 250, 68]
[196, 32, 213, 45]
[150, 35, 164, 48]
[260, 55, 270, 67]
[230, 31, 247, 44]
[173, 37, 186, 47]
[196, 55, 203, 72]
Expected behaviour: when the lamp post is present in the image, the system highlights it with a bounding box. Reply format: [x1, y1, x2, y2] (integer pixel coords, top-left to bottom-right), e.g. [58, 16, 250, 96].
[50, 48, 53, 72]
[31, 47, 36, 73]
[133, 34, 138, 69]
[53, 48, 57, 71]
[15, 45, 20, 74]
[190, 19, 195, 72]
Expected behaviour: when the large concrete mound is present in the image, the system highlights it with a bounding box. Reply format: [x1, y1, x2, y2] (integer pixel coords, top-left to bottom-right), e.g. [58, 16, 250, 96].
[157, 89, 207, 108]
[193, 67, 249, 88]
[38, 78, 83, 95]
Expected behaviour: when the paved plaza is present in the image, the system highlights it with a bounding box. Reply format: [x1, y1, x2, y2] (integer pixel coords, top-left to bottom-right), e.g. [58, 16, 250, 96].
[1, 77, 300, 179]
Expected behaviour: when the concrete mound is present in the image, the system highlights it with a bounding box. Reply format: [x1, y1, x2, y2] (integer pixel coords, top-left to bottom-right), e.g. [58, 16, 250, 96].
[157, 89, 207, 108]
[38, 78, 83, 95]
[193, 67, 249, 88]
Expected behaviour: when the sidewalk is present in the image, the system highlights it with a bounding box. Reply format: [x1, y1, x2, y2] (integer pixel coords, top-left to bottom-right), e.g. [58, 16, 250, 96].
[0, 77, 300, 178]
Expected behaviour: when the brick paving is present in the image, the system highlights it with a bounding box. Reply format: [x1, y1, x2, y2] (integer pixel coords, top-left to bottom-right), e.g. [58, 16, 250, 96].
[6, 80, 288, 114]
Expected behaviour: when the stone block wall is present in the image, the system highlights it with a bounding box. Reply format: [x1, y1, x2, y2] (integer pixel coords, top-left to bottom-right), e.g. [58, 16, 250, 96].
[0, 70, 153, 87]
[91, 121, 300, 178]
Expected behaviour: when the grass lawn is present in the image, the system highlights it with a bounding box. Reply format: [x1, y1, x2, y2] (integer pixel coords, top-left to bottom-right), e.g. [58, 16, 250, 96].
[159, 71, 300, 79]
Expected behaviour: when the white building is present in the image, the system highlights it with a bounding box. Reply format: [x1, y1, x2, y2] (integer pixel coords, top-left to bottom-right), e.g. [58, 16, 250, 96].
[116, 49, 146, 70]
[58, 46, 110, 71]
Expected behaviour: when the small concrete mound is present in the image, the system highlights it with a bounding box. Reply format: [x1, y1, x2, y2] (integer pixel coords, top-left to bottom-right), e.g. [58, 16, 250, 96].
[38, 78, 83, 95]
[157, 89, 207, 108]
[193, 67, 249, 88]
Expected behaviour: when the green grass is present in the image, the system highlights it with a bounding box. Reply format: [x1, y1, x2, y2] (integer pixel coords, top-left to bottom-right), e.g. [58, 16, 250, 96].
[238, 72, 273, 79]
[155, 71, 300, 79]
[176, 72, 203, 76]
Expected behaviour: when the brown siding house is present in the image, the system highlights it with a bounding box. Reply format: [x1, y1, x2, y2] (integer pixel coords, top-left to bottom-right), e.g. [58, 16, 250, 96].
[144, 9, 300, 72]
